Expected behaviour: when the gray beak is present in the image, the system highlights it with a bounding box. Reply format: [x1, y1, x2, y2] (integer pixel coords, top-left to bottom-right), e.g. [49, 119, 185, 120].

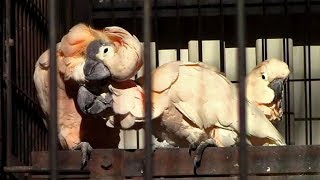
[268, 78, 285, 101]
[84, 58, 110, 81]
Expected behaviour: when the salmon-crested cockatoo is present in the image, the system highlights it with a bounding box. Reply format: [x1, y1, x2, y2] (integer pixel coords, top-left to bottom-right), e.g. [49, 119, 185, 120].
[76, 39, 146, 130]
[33, 23, 142, 169]
[134, 61, 286, 172]
[246, 58, 290, 122]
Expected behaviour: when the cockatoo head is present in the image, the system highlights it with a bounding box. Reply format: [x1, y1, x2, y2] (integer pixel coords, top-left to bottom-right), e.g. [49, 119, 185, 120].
[246, 58, 290, 104]
[60, 24, 143, 84]
[83, 26, 143, 82]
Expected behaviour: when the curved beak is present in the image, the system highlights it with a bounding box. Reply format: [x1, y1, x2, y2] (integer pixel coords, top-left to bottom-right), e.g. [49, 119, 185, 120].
[84, 58, 110, 81]
[268, 78, 285, 101]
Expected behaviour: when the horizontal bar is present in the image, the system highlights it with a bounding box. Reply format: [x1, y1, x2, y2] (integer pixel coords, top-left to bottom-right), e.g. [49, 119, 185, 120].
[3, 166, 89, 173]
[152, 175, 320, 179]
[92, 0, 320, 10]
[30, 146, 320, 178]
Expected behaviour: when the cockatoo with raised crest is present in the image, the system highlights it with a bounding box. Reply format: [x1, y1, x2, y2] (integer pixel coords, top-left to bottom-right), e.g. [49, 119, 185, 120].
[33, 23, 142, 169]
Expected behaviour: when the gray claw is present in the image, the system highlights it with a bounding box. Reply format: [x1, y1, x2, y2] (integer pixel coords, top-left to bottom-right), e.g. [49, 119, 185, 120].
[72, 142, 93, 170]
[189, 142, 198, 156]
[192, 139, 217, 174]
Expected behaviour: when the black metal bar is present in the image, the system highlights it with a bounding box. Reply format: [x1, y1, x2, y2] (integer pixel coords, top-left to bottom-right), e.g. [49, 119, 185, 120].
[144, 0, 153, 179]
[219, 0, 225, 73]
[154, 0, 159, 68]
[303, 38, 309, 145]
[303, 0, 312, 145]
[237, 0, 247, 179]
[286, 38, 292, 145]
[5, 0, 13, 168]
[306, 0, 312, 145]
[197, 0, 202, 62]
[0, 0, 4, 177]
[48, 0, 58, 178]
[176, 0, 180, 61]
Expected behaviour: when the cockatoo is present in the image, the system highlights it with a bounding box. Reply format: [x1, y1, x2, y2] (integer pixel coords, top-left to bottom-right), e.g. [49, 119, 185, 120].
[76, 39, 145, 130]
[246, 58, 290, 122]
[132, 61, 286, 172]
[33, 23, 142, 169]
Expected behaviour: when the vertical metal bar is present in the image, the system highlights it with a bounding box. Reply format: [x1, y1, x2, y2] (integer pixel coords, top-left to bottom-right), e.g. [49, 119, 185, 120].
[237, 0, 247, 179]
[197, 0, 202, 62]
[0, 1, 5, 174]
[143, 0, 153, 179]
[49, 0, 58, 178]
[261, 0, 265, 61]
[0, 0, 3, 175]
[303, 40, 309, 145]
[176, 0, 180, 61]
[22, 2, 27, 164]
[16, 1, 22, 162]
[219, 0, 225, 73]
[154, 0, 159, 68]
[286, 38, 292, 144]
[5, 0, 13, 167]
[306, 0, 312, 145]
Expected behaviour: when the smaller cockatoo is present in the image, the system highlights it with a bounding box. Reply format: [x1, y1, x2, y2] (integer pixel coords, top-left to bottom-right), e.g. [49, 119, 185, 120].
[133, 61, 286, 173]
[246, 58, 290, 122]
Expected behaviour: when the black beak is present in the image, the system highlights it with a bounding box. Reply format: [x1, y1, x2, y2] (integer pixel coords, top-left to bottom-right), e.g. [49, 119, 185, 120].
[84, 58, 110, 81]
[268, 78, 285, 101]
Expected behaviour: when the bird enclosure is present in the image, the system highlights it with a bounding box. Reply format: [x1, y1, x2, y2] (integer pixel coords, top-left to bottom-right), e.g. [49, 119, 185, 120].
[2, 0, 320, 179]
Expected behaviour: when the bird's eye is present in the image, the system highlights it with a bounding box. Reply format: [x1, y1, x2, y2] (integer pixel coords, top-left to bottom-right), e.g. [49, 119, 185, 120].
[261, 73, 268, 80]
[104, 48, 108, 53]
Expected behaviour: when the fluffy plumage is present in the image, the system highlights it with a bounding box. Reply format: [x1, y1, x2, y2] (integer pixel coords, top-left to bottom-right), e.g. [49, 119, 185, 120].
[246, 58, 290, 122]
[33, 23, 142, 168]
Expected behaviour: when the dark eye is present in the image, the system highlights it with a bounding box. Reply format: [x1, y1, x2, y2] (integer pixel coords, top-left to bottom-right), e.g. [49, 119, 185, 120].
[262, 74, 266, 80]
[104, 48, 108, 53]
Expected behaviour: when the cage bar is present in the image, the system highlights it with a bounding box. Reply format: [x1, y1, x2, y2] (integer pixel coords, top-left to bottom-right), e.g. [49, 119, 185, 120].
[237, 0, 247, 179]
[48, 0, 58, 178]
[5, 0, 13, 169]
[143, 0, 153, 179]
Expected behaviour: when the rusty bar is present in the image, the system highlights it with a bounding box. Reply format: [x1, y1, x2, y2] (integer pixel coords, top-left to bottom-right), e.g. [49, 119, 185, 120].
[32, 149, 123, 179]
[143, 0, 153, 179]
[123, 146, 320, 176]
[48, 0, 58, 178]
[5, 0, 13, 167]
[30, 146, 320, 177]
[152, 176, 320, 180]
[3, 166, 90, 173]
[236, 0, 247, 179]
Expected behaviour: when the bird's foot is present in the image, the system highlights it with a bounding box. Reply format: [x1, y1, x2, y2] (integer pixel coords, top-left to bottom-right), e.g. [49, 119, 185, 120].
[72, 142, 93, 170]
[188, 142, 199, 156]
[192, 139, 217, 175]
